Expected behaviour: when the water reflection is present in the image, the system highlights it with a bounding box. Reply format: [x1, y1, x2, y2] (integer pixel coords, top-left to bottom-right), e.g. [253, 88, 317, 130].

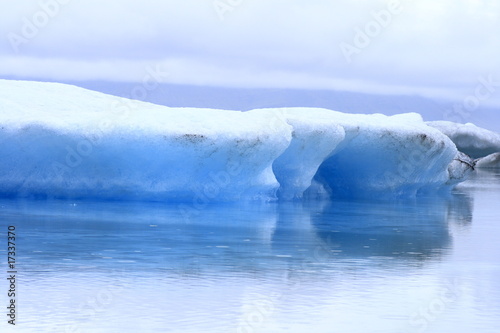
[272, 192, 473, 265]
[3, 183, 496, 333]
[0, 188, 475, 275]
[2, 173, 499, 333]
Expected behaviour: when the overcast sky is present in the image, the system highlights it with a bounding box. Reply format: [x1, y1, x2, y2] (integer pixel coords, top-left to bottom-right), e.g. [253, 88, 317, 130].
[1, 0, 500, 105]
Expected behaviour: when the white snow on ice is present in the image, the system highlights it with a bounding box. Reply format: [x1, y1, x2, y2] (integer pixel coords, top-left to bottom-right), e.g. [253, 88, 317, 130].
[0, 79, 470, 201]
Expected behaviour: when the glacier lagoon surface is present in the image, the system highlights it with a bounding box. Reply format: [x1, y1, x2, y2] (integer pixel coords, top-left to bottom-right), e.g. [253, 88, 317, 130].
[1, 170, 499, 333]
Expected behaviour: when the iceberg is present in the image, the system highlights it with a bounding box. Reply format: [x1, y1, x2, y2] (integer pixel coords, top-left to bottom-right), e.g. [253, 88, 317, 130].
[0, 80, 292, 201]
[476, 153, 500, 169]
[264, 111, 346, 200]
[284, 110, 458, 198]
[447, 152, 476, 185]
[0, 79, 466, 202]
[427, 121, 500, 158]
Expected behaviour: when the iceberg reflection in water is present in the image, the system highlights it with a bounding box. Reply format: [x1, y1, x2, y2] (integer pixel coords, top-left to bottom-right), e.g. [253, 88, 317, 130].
[4, 195, 468, 272]
[1, 173, 499, 333]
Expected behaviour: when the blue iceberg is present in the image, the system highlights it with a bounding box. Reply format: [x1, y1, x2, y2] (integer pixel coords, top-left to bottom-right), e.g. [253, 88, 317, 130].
[0, 79, 470, 201]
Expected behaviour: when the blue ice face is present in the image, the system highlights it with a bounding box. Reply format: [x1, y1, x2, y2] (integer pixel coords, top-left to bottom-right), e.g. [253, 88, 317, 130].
[0, 80, 473, 202]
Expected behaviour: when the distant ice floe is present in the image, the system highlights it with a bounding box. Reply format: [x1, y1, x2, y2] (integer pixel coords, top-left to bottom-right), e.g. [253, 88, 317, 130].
[0, 79, 474, 202]
[476, 153, 500, 169]
[427, 121, 500, 159]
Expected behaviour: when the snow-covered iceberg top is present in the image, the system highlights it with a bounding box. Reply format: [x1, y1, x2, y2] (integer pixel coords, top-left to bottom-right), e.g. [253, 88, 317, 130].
[427, 120, 500, 159]
[0, 79, 466, 202]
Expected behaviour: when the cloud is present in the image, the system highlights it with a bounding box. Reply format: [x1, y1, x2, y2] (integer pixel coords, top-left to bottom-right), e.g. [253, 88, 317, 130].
[1, 0, 499, 105]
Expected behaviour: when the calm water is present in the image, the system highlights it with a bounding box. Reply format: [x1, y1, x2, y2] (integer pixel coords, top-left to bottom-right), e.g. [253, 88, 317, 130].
[1, 171, 499, 333]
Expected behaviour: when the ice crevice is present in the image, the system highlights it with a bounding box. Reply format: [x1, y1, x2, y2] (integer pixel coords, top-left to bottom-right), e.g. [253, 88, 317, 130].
[0, 80, 474, 202]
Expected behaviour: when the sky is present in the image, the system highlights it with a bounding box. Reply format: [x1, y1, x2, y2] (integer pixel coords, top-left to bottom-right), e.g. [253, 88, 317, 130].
[1, 0, 500, 106]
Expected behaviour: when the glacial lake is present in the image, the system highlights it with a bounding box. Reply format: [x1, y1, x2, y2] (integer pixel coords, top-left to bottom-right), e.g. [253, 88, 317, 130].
[1, 170, 499, 333]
